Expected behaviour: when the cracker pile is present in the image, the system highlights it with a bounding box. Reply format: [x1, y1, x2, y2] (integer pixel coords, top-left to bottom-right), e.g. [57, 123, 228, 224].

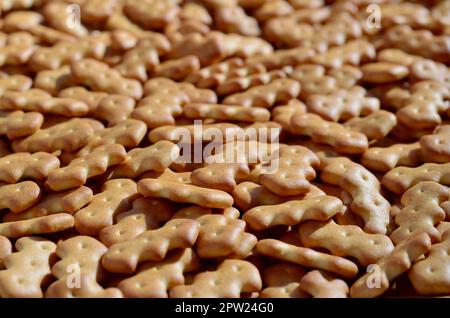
[0, 0, 449, 298]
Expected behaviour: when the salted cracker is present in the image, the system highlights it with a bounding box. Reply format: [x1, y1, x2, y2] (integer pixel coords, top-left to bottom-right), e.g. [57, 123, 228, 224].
[74, 179, 138, 235]
[299, 220, 394, 267]
[138, 179, 234, 209]
[351, 233, 431, 298]
[243, 196, 345, 231]
[46, 236, 122, 297]
[0, 152, 59, 183]
[0, 237, 55, 298]
[102, 219, 199, 274]
[47, 144, 126, 191]
[98, 197, 175, 247]
[169, 259, 262, 298]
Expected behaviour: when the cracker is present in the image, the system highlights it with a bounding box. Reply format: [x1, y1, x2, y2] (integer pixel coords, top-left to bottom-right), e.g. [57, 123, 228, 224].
[203, 140, 279, 169]
[29, 34, 108, 70]
[141, 169, 192, 184]
[0, 111, 42, 140]
[0, 31, 36, 67]
[290, 64, 338, 99]
[133, 94, 180, 127]
[124, 0, 179, 31]
[258, 145, 319, 196]
[321, 159, 391, 234]
[263, 11, 357, 50]
[74, 179, 138, 236]
[381, 162, 450, 195]
[351, 233, 432, 298]
[34, 66, 75, 95]
[3, 186, 93, 222]
[175, 209, 256, 259]
[0, 0, 37, 12]
[0, 181, 41, 213]
[0, 74, 32, 96]
[256, 239, 358, 279]
[80, 0, 119, 25]
[3, 11, 74, 45]
[246, 46, 313, 70]
[396, 81, 449, 130]
[138, 178, 234, 209]
[179, 2, 213, 24]
[0, 235, 12, 266]
[409, 229, 450, 295]
[272, 99, 306, 132]
[190, 163, 249, 192]
[299, 220, 394, 267]
[12, 118, 94, 153]
[291, 113, 369, 154]
[361, 62, 409, 83]
[232, 181, 325, 211]
[98, 197, 175, 247]
[377, 48, 420, 67]
[184, 103, 271, 123]
[223, 78, 300, 108]
[343, 110, 397, 140]
[253, 0, 294, 23]
[311, 39, 376, 68]
[114, 36, 170, 82]
[327, 65, 363, 89]
[169, 259, 262, 298]
[0, 151, 59, 183]
[390, 181, 449, 244]
[168, 32, 225, 66]
[46, 236, 122, 298]
[105, 10, 154, 38]
[73, 119, 147, 158]
[260, 263, 307, 298]
[144, 78, 217, 102]
[420, 125, 450, 163]
[154, 55, 201, 81]
[409, 59, 449, 83]
[102, 219, 199, 274]
[111, 141, 179, 179]
[71, 58, 143, 100]
[306, 86, 379, 122]
[132, 78, 216, 128]
[95, 95, 136, 126]
[243, 196, 345, 230]
[381, 25, 450, 63]
[118, 248, 200, 298]
[215, 5, 260, 36]
[216, 69, 285, 96]
[0, 237, 55, 298]
[0, 214, 74, 238]
[361, 142, 423, 172]
[213, 31, 273, 60]
[377, 2, 432, 29]
[42, 1, 87, 37]
[47, 144, 126, 191]
[58, 86, 107, 112]
[186, 58, 265, 89]
[172, 205, 240, 220]
[149, 123, 242, 144]
[299, 270, 349, 298]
